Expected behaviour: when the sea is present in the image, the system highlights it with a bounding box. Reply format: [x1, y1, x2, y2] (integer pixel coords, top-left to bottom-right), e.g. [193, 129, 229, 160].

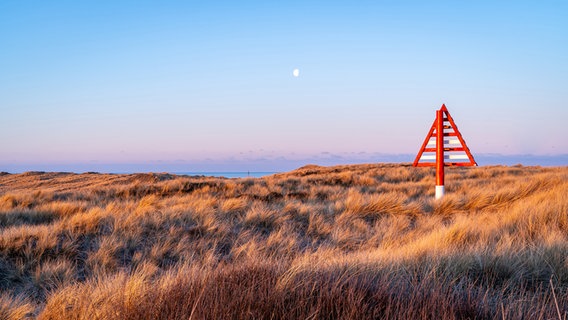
[172, 172, 278, 178]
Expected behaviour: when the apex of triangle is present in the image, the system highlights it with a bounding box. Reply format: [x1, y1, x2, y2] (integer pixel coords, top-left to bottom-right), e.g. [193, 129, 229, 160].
[440, 104, 448, 111]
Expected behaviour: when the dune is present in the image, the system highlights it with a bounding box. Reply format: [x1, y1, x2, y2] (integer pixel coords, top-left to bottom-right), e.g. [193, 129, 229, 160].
[0, 164, 566, 319]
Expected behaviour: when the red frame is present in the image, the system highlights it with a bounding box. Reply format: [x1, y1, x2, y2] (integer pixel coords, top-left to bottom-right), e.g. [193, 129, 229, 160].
[413, 104, 477, 168]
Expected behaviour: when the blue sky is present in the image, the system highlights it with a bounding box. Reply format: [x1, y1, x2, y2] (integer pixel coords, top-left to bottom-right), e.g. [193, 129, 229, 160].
[1, 1, 567, 172]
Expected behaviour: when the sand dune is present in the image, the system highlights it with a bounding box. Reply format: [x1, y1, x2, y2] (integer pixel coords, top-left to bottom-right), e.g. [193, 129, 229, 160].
[0, 164, 566, 319]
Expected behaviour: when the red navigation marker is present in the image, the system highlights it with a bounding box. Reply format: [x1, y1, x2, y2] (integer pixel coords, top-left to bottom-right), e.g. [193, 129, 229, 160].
[413, 104, 477, 199]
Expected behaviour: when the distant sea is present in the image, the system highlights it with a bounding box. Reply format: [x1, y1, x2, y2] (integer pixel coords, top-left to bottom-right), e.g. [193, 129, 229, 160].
[172, 172, 278, 178]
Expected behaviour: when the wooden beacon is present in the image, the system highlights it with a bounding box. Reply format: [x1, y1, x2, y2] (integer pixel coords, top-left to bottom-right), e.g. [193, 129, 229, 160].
[413, 104, 477, 199]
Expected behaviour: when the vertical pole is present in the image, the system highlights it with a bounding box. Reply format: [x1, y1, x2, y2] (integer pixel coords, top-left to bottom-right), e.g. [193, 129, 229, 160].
[435, 109, 445, 199]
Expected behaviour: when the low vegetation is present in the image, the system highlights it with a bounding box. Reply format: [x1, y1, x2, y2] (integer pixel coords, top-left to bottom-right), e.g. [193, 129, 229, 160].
[0, 164, 566, 319]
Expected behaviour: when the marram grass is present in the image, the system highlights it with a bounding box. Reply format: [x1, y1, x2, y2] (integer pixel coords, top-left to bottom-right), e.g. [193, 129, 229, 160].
[0, 164, 566, 319]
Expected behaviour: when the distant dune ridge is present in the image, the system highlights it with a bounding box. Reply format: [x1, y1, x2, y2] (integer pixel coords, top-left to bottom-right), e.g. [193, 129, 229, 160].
[0, 164, 567, 319]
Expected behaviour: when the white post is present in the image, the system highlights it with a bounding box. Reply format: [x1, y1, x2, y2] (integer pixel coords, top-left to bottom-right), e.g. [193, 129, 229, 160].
[435, 185, 445, 200]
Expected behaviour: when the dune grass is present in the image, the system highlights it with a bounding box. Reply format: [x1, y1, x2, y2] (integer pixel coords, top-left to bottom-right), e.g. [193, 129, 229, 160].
[0, 164, 566, 319]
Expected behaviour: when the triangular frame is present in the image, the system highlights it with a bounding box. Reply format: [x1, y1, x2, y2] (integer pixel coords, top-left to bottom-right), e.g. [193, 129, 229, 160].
[413, 104, 477, 167]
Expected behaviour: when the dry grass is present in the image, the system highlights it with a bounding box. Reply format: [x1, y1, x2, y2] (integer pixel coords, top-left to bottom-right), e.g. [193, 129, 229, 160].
[0, 163, 567, 319]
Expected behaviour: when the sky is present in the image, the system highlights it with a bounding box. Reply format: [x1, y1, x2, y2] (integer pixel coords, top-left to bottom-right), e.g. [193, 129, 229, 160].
[1, 1, 567, 172]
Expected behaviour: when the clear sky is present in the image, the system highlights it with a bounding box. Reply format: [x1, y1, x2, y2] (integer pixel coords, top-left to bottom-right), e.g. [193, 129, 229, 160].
[1, 1, 567, 172]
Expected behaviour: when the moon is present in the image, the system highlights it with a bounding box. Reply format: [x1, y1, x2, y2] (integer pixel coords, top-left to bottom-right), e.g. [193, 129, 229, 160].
[293, 68, 300, 77]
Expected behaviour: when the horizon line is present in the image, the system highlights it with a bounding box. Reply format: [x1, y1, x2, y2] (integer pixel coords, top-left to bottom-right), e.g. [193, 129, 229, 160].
[1, 153, 567, 174]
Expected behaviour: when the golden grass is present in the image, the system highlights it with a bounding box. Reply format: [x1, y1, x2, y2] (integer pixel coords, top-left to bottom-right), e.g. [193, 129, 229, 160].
[0, 163, 566, 319]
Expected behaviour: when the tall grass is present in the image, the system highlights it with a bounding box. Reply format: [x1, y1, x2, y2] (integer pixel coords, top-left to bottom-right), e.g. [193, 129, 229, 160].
[0, 164, 566, 319]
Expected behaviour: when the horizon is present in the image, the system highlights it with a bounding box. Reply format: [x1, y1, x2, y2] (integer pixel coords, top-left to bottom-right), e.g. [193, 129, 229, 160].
[1, 1, 567, 170]
[3, 153, 567, 174]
